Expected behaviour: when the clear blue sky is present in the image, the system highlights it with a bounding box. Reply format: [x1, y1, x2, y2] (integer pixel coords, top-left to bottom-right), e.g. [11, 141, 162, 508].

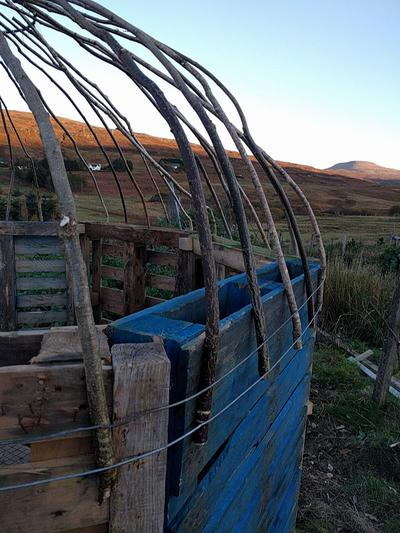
[2, 0, 399, 168]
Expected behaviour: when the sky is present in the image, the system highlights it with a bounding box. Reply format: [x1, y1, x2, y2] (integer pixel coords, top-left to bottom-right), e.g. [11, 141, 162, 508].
[0, 0, 399, 169]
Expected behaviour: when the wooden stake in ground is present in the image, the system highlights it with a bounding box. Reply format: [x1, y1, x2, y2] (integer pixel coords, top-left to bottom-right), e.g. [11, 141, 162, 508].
[0, 33, 115, 499]
[372, 271, 400, 406]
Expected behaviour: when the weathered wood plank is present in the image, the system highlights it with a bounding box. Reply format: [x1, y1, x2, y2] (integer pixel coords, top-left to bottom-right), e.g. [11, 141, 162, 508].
[17, 310, 67, 326]
[100, 287, 124, 316]
[192, 237, 269, 272]
[0, 330, 44, 367]
[0, 455, 109, 531]
[92, 239, 102, 323]
[147, 273, 175, 292]
[0, 235, 16, 331]
[15, 259, 66, 273]
[68, 525, 109, 533]
[64, 240, 76, 326]
[147, 250, 177, 267]
[124, 243, 146, 314]
[31, 436, 93, 462]
[14, 236, 62, 255]
[0, 221, 85, 236]
[31, 325, 110, 365]
[110, 343, 170, 533]
[84, 222, 188, 247]
[174, 249, 195, 296]
[16, 276, 67, 291]
[0, 363, 112, 439]
[17, 293, 67, 308]
[80, 234, 90, 278]
[101, 265, 124, 282]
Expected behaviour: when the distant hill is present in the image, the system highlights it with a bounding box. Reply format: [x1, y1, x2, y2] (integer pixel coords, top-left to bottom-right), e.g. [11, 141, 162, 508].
[1, 111, 400, 217]
[326, 161, 400, 184]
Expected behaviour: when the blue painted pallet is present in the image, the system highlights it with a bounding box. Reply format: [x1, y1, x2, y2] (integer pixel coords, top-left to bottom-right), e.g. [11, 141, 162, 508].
[110, 260, 320, 532]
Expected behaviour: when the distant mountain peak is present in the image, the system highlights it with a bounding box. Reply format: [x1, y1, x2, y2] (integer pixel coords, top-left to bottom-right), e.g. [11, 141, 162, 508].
[328, 161, 385, 171]
[325, 160, 400, 182]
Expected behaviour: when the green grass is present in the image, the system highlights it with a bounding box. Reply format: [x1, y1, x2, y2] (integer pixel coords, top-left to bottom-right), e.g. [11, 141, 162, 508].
[320, 255, 395, 347]
[297, 344, 400, 533]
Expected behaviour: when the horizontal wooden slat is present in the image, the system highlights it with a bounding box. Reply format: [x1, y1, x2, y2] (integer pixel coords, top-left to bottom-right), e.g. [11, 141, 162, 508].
[17, 293, 67, 308]
[17, 310, 67, 326]
[17, 277, 67, 290]
[192, 237, 270, 272]
[101, 265, 124, 282]
[31, 436, 93, 462]
[85, 222, 187, 247]
[0, 221, 84, 236]
[147, 273, 175, 291]
[102, 243, 126, 259]
[0, 455, 109, 531]
[15, 236, 62, 255]
[146, 296, 166, 308]
[16, 259, 66, 273]
[147, 250, 177, 267]
[100, 287, 124, 315]
[0, 363, 112, 439]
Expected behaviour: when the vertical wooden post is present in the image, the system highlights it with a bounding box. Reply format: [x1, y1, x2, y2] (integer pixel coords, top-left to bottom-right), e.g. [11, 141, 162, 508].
[80, 233, 90, 277]
[0, 235, 16, 331]
[175, 237, 196, 296]
[92, 239, 102, 323]
[372, 271, 400, 406]
[124, 242, 146, 315]
[110, 342, 170, 533]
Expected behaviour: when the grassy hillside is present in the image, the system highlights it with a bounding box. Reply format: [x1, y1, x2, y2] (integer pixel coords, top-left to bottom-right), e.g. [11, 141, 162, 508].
[2, 111, 400, 220]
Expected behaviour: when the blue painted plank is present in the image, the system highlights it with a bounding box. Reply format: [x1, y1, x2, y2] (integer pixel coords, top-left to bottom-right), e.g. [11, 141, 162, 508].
[168, 373, 309, 531]
[168, 332, 314, 510]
